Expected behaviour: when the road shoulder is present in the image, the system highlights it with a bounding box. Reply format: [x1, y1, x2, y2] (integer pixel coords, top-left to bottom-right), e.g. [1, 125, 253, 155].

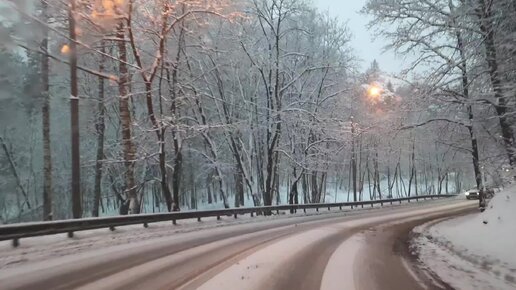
[411, 213, 516, 290]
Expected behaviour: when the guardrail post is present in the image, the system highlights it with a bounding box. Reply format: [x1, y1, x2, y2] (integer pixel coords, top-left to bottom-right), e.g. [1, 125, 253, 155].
[277, 209, 280, 215]
[67, 231, 74, 238]
[172, 219, 177, 225]
[251, 212, 254, 217]
[303, 208, 306, 213]
[234, 213, 238, 219]
[143, 223, 148, 228]
[316, 207, 319, 212]
[339, 206, 342, 210]
[370, 203, 373, 208]
[399, 199, 402, 204]
[381, 201, 384, 206]
[12, 238, 19, 247]
[408, 199, 411, 203]
[217, 215, 221, 220]
[328, 206, 331, 211]
[197, 217, 201, 222]
[109, 226, 115, 231]
[390, 200, 393, 205]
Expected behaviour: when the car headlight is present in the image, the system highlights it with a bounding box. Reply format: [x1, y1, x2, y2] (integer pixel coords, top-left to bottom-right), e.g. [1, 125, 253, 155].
[465, 192, 470, 196]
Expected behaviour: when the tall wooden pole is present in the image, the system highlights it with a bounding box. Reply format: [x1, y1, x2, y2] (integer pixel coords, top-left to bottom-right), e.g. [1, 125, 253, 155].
[69, 0, 82, 218]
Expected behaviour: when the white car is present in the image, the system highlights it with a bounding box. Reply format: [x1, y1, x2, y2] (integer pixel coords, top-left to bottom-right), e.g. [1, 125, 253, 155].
[464, 188, 495, 200]
[464, 189, 479, 200]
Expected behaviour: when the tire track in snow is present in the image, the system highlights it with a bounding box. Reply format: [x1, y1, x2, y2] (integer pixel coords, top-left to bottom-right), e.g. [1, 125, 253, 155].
[195, 202, 474, 290]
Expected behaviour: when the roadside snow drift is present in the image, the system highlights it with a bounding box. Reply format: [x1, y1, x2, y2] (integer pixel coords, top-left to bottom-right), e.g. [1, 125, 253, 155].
[413, 185, 516, 290]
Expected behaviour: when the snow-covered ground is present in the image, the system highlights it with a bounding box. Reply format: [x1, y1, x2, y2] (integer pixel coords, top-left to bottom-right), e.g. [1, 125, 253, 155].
[412, 185, 516, 289]
[0, 197, 456, 273]
[0, 204, 390, 270]
[0, 198, 471, 290]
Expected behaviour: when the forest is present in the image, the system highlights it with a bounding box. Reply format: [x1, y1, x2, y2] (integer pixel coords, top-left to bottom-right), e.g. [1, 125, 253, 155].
[0, 0, 514, 223]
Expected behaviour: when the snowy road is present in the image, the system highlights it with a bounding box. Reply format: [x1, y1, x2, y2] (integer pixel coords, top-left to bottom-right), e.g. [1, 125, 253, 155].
[0, 199, 476, 290]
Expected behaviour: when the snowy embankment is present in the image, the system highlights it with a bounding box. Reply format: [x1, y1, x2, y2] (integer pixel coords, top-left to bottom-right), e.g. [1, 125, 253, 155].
[412, 185, 516, 290]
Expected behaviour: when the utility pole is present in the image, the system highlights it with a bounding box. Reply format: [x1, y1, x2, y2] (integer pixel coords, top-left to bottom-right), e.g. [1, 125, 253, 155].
[41, 0, 53, 221]
[69, 0, 82, 218]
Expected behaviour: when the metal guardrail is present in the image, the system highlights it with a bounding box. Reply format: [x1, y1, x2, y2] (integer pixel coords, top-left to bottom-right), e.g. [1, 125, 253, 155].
[0, 194, 456, 247]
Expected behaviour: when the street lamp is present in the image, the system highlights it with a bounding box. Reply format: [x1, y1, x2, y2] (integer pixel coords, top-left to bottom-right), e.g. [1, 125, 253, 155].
[368, 85, 381, 98]
[350, 116, 357, 202]
[366, 83, 383, 106]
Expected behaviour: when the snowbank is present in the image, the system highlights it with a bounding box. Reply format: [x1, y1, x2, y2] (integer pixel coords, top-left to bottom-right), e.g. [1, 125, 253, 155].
[412, 185, 516, 289]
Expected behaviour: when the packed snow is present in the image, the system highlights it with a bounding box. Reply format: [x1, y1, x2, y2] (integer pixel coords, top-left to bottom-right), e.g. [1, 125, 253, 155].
[320, 235, 362, 290]
[195, 200, 471, 290]
[412, 185, 516, 289]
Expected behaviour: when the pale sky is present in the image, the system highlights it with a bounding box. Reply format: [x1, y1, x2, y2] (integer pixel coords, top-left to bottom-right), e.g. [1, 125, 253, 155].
[314, 0, 405, 74]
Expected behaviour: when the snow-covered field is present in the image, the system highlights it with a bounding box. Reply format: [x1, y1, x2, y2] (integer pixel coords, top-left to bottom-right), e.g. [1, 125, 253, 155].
[412, 185, 516, 290]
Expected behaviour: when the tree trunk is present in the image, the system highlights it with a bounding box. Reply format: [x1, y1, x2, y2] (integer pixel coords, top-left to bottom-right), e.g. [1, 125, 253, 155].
[92, 42, 106, 217]
[367, 161, 372, 200]
[387, 165, 392, 198]
[408, 140, 415, 197]
[207, 174, 213, 204]
[374, 146, 382, 199]
[457, 27, 483, 192]
[311, 172, 318, 203]
[413, 144, 418, 196]
[168, 23, 185, 211]
[319, 172, 327, 203]
[289, 167, 303, 210]
[171, 144, 182, 211]
[235, 166, 244, 207]
[117, 21, 138, 214]
[475, 0, 516, 167]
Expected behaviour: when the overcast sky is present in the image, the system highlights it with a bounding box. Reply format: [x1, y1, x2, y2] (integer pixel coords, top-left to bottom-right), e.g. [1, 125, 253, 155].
[314, 0, 406, 74]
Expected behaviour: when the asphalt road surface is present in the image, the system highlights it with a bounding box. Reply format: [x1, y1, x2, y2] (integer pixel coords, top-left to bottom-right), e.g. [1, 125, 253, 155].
[0, 199, 476, 290]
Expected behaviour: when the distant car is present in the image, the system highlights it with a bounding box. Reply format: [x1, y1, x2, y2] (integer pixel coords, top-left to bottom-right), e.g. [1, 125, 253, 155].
[464, 188, 495, 200]
[464, 189, 479, 200]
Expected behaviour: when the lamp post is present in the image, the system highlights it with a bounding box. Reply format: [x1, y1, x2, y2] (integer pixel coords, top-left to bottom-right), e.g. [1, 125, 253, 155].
[69, 0, 82, 218]
[350, 116, 357, 202]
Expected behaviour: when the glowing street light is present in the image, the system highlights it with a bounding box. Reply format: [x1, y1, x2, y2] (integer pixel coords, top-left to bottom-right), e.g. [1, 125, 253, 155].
[367, 85, 381, 98]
